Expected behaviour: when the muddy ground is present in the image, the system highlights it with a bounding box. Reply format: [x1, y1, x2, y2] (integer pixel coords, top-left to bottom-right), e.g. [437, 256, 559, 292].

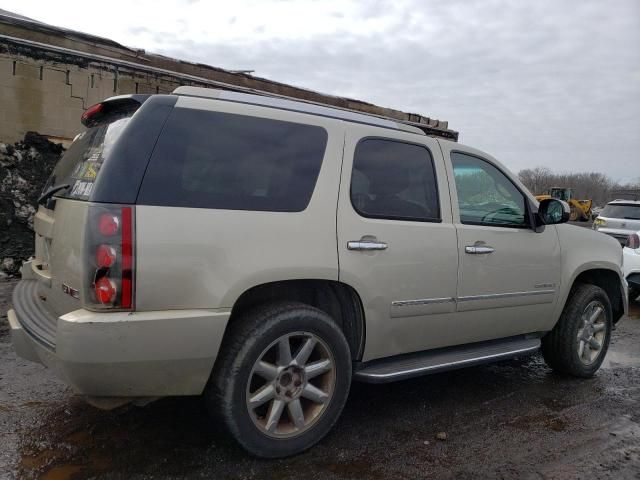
[1, 280, 639, 480]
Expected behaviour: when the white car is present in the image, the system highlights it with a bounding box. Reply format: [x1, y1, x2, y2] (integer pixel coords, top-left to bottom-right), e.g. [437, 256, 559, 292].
[623, 232, 640, 301]
[593, 200, 640, 246]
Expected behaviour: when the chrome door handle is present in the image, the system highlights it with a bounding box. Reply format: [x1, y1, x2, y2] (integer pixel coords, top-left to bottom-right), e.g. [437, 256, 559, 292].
[465, 245, 495, 254]
[347, 240, 388, 251]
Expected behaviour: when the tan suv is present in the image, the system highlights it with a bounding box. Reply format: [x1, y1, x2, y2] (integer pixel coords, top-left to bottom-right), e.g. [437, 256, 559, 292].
[7, 86, 628, 457]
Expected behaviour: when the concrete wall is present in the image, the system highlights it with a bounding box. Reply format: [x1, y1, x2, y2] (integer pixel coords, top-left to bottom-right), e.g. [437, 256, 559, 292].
[0, 13, 455, 146]
[0, 51, 187, 144]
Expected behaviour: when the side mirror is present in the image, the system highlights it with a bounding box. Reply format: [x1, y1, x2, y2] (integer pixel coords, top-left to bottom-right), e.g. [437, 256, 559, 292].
[537, 198, 570, 226]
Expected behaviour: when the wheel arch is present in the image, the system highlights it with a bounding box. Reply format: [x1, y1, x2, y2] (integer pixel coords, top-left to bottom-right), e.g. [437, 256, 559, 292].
[225, 279, 366, 361]
[559, 267, 627, 325]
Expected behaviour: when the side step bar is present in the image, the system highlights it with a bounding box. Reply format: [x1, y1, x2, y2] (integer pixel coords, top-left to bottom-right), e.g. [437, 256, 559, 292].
[354, 336, 541, 383]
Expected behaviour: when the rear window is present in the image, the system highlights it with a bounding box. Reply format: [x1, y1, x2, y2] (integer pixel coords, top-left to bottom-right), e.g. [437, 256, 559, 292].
[601, 203, 640, 219]
[44, 117, 132, 200]
[137, 108, 328, 212]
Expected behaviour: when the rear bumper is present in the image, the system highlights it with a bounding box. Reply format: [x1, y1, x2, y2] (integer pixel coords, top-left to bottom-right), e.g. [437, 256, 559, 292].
[596, 228, 631, 246]
[8, 281, 231, 397]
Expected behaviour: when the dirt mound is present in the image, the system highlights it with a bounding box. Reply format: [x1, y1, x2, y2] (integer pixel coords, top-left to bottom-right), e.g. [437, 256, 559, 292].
[0, 132, 63, 277]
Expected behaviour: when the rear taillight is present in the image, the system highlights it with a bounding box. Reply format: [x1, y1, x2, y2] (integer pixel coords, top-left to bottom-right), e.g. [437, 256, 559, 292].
[96, 245, 117, 268]
[85, 205, 135, 310]
[627, 233, 640, 250]
[99, 213, 120, 236]
[95, 277, 117, 304]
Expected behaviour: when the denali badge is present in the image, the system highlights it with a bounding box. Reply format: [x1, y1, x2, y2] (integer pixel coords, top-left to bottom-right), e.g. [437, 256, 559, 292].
[62, 283, 80, 299]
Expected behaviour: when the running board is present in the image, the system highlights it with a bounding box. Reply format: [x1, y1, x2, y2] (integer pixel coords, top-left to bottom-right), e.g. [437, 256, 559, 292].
[354, 336, 541, 383]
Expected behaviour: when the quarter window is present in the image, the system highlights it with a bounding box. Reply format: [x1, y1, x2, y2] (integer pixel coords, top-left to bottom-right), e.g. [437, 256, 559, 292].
[451, 152, 527, 227]
[138, 108, 328, 212]
[350, 139, 440, 222]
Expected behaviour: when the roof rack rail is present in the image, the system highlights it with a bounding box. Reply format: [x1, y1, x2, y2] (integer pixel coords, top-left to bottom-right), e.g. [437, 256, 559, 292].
[173, 86, 459, 142]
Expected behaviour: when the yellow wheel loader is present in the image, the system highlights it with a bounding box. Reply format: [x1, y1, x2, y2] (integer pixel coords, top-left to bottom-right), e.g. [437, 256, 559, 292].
[535, 187, 592, 222]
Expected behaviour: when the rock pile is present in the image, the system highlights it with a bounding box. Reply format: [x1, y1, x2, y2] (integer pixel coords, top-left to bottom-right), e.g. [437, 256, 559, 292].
[0, 132, 63, 277]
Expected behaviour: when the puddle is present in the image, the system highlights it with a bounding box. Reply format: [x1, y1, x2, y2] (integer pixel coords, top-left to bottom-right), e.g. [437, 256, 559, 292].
[541, 397, 576, 412]
[546, 417, 569, 432]
[19, 426, 113, 480]
[40, 465, 84, 480]
[601, 350, 640, 369]
[323, 458, 388, 480]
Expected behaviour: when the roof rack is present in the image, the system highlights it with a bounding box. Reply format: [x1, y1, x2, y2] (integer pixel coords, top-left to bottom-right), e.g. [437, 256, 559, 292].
[173, 86, 459, 142]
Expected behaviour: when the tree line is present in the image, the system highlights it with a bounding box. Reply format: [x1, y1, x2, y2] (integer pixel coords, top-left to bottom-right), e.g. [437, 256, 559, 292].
[518, 167, 640, 207]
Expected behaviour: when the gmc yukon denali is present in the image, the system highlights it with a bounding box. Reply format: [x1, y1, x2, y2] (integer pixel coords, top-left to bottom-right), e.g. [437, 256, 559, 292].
[7, 87, 628, 457]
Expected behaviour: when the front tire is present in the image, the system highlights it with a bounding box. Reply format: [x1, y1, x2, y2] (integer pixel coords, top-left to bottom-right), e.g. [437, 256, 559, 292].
[206, 302, 352, 458]
[541, 284, 612, 377]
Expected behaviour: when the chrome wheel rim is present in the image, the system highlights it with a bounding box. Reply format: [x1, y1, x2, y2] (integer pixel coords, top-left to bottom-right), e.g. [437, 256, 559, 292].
[246, 332, 336, 439]
[576, 300, 607, 365]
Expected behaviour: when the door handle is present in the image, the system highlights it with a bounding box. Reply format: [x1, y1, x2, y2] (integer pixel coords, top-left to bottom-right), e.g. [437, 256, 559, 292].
[347, 240, 388, 251]
[465, 245, 495, 254]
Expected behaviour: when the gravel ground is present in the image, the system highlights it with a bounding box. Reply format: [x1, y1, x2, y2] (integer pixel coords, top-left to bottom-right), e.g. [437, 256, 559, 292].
[1, 279, 639, 480]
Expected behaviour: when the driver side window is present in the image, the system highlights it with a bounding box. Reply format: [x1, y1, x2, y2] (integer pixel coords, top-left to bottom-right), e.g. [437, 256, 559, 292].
[451, 152, 527, 227]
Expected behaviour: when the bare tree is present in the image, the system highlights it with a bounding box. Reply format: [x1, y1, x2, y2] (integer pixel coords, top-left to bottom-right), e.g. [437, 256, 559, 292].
[518, 167, 639, 206]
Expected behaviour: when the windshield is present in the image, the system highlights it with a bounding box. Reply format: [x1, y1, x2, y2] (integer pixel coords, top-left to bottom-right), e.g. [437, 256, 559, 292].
[43, 116, 132, 201]
[601, 203, 640, 219]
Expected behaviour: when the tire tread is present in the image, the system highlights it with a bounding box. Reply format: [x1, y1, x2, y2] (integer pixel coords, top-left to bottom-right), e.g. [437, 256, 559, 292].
[541, 283, 611, 378]
[205, 301, 351, 458]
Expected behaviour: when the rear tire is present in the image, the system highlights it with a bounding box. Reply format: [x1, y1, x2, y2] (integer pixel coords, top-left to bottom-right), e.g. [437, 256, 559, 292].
[205, 302, 352, 458]
[541, 284, 612, 378]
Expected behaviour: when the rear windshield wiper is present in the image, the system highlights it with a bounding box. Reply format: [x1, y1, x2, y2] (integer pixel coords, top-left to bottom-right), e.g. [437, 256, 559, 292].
[38, 184, 70, 205]
[623, 216, 640, 220]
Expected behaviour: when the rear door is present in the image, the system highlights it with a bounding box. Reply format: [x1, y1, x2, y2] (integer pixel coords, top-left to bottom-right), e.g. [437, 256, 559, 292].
[442, 146, 561, 340]
[337, 125, 459, 362]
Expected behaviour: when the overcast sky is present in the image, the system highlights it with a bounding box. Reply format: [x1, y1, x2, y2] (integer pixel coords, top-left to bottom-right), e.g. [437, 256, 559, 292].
[6, 0, 640, 180]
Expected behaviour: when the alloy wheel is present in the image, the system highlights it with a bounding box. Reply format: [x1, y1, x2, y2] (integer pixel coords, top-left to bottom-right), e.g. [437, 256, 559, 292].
[576, 300, 607, 365]
[245, 332, 336, 438]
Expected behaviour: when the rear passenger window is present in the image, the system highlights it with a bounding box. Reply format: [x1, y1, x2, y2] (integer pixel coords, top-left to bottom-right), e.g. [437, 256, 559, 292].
[350, 139, 440, 222]
[138, 108, 328, 211]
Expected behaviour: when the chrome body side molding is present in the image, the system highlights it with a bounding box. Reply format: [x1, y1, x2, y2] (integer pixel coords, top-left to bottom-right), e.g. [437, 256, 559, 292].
[391, 289, 555, 309]
[391, 297, 455, 307]
[457, 289, 556, 302]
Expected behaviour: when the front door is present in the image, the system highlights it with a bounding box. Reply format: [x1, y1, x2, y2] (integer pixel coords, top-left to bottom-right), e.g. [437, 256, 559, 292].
[337, 125, 459, 362]
[445, 148, 561, 342]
